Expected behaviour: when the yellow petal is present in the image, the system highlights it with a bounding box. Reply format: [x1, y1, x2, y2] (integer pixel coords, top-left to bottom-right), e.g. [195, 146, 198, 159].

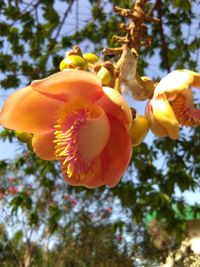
[146, 95, 179, 140]
[152, 95, 179, 139]
[128, 115, 149, 146]
[145, 101, 167, 137]
[154, 70, 200, 100]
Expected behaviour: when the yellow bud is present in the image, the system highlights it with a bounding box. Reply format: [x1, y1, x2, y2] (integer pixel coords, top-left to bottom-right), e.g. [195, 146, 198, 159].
[83, 53, 99, 64]
[141, 76, 155, 97]
[59, 55, 87, 71]
[15, 131, 33, 143]
[128, 115, 149, 146]
[131, 74, 155, 100]
[97, 66, 112, 86]
[65, 46, 83, 57]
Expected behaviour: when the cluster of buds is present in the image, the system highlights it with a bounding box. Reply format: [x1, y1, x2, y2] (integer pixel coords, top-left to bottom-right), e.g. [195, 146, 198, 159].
[59, 46, 99, 72]
[58, 45, 150, 147]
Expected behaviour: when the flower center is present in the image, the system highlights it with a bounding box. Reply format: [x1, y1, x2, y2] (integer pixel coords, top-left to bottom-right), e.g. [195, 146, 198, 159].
[171, 94, 200, 126]
[54, 108, 94, 180]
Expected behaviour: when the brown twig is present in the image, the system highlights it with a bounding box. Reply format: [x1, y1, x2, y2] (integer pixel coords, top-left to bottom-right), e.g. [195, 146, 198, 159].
[103, 0, 159, 56]
[11, 0, 42, 27]
[53, 0, 75, 41]
[147, 0, 159, 16]
[155, 0, 171, 73]
[100, 0, 161, 96]
[47, 1, 75, 53]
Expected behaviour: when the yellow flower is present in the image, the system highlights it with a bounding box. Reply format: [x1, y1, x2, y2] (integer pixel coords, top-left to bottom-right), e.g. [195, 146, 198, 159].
[146, 69, 200, 139]
[154, 69, 200, 127]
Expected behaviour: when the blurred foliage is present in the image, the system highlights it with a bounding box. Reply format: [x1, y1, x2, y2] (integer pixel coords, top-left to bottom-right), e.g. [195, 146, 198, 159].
[0, 0, 200, 266]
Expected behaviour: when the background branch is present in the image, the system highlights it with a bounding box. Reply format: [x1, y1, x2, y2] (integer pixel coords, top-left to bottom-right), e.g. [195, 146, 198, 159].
[155, 0, 171, 73]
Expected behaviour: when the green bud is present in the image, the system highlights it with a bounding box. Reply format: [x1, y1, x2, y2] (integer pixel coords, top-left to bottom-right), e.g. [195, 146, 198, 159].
[83, 53, 99, 64]
[97, 66, 112, 85]
[16, 131, 33, 143]
[59, 55, 87, 71]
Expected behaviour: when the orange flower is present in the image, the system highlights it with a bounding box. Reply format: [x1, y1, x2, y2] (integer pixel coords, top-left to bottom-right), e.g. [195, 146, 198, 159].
[0, 70, 132, 188]
[146, 70, 200, 139]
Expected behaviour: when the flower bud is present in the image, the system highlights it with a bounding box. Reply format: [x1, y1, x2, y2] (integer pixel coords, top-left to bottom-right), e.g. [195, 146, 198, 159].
[65, 46, 83, 57]
[94, 61, 116, 87]
[141, 76, 155, 98]
[59, 55, 87, 71]
[128, 115, 149, 146]
[83, 53, 99, 64]
[16, 130, 33, 143]
[97, 66, 112, 85]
